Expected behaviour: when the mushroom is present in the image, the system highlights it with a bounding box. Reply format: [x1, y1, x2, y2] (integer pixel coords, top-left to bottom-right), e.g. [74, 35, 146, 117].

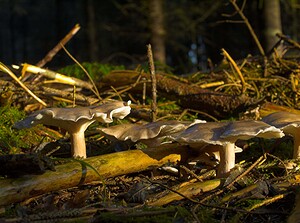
[13, 100, 131, 158]
[175, 122, 230, 177]
[98, 119, 205, 148]
[262, 111, 300, 159]
[175, 120, 284, 177]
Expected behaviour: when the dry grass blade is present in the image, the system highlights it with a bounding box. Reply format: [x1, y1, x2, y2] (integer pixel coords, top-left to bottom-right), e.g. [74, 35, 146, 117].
[36, 24, 81, 68]
[0, 62, 47, 106]
[222, 48, 247, 93]
[61, 44, 101, 100]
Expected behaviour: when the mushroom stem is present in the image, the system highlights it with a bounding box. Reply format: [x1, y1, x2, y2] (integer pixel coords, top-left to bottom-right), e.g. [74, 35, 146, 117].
[217, 143, 235, 177]
[293, 129, 300, 159]
[70, 131, 87, 158]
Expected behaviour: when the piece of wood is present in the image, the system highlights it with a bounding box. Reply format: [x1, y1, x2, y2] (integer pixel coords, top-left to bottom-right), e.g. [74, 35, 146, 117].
[101, 70, 258, 119]
[0, 147, 183, 207]
[22, 64, 94, 90]
[147, 179, 221, 206]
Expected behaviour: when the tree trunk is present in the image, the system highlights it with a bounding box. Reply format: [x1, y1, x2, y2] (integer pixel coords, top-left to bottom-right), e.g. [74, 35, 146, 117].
[263, 0, 282, 53]
[87, 0, 98, 61]
[149, 0, 166, 64]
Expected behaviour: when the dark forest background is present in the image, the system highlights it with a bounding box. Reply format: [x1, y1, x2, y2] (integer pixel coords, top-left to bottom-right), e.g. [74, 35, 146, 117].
[0, 0, 299, 74]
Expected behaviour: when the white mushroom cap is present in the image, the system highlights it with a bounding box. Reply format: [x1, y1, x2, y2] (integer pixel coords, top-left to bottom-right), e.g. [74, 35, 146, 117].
[14, 100, 131, 158]
[175, 122, 228, 148]
[98, 119, 205, 147]
[176, 120, 284, 177]
[262, 111, 300, 158]
[221, 120, 284, 141]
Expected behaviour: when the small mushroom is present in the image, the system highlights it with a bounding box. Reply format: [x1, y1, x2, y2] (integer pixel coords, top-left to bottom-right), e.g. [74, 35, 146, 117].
[262, 111, 300, 158]
[175, 122, 230, 177]
[14, 100, 131, 158]
[98, 119, 204, 148]
[176, 120, 284, 177]
[219, 120, 284, 176]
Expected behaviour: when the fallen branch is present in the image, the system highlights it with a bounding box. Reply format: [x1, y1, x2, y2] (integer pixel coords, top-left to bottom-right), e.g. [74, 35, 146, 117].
[147, 44, 158, 121]
[22, 63, 93, 90]
[0, 147, 183, 207]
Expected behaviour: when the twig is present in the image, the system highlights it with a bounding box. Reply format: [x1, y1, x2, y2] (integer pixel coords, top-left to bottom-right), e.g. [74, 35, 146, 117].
[229, 0, 265, 56]
[266, 153, 289, 176]
[221, 48, 247, 93]
[276, 33, 300, 50]
[61, 44, 102, 100]
[104, 74, 143, 100]
[199, 155, 266, 203]
[147, 44, 157, 121]
[246, 193, 290, 211]
[0, 62, 47, 106]
[180, 165, 203, 182]
[144, 176, 257, 214]
[36, 24, 81, 67]
[22, 63, 93, 90]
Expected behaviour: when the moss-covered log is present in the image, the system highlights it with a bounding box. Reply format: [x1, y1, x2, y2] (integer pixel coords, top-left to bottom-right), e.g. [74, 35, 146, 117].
[0, 147, 184, 207]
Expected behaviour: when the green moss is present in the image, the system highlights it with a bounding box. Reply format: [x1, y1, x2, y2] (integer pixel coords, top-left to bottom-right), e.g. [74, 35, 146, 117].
[58, 62, 125, 81]
[0, 106, 44, 154]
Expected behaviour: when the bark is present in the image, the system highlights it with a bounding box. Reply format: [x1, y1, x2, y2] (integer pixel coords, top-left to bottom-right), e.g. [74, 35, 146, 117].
[0, 147, 184, 207]
[101, 70, 258, 119]
[263, 0, 282, 53]
[149, 0, 166, 64]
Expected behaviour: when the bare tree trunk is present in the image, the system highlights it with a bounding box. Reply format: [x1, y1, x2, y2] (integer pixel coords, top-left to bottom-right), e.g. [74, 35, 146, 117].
[149, 0, 166, 64]
[87, 0, 98, 61]
[263, 0, 282, 53]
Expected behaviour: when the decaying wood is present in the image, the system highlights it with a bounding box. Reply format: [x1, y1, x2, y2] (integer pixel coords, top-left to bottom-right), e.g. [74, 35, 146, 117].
[147, 179, 221, 206]
[178, 93, 257, 118]
[101, 70, 258, 118]
[0, 147, 184, 207]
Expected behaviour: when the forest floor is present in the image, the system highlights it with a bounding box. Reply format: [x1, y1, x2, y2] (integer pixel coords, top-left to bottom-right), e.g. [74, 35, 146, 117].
[0, 37, 300, 222]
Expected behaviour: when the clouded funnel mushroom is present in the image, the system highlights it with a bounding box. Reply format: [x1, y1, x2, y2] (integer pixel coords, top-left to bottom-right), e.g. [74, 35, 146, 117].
[98, 120, 204, 148]
[219, 120, 284, 176]
[14, 100, 131, 158]
[175, 122, 230, 177]
[176, 120, 284, 177]
[262, 111, 300, 159]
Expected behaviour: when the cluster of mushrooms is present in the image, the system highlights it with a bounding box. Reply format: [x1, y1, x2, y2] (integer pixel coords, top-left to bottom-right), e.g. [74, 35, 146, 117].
[14, 100, 300, 177]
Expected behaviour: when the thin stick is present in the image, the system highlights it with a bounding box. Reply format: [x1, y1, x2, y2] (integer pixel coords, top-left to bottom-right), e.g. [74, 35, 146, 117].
[36, 24, 81, 67]
[199, 155, 266, 203]
[221, 48, 247, 93]
[0, 62, 47, 106]
[229, 0, 265, 56]
[61, 44, 101, 100]
[276, 33, 300, 50]
[147, 44, 157, 121]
